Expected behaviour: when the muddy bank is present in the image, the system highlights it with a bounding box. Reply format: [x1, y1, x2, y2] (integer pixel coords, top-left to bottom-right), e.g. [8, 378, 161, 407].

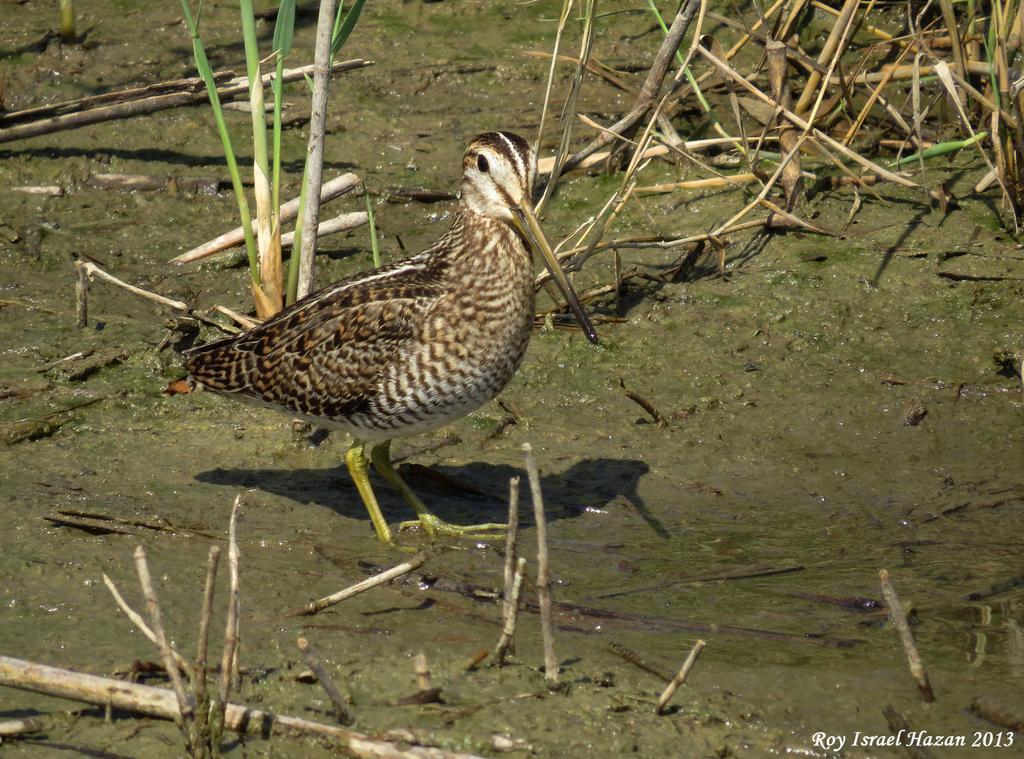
[2, 2, 1023, 757]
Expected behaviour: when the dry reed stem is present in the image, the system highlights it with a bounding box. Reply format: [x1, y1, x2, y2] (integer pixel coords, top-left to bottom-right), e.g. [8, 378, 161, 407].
[695, 44, 918, 190]
[0, 717, 45, 737]
[77, 261, 189, 313]
[0, 656, 484, 758]
[758, 198, 833, 235]
[0, 60, 371, 146]
[295, 0, 340, 300]
[133, 547, 194, 746]
[414, 652, 431, 691]
[842, 40, 915, 146]
[298, 636, 354, 726]
[878, 569, 935, 703]
[74, 261, 89, 328]
[290, 552, 428, 616]
[635, 172, 758, 195]
[493, 557, 528, 665]
[102, 573, 191, 674]
[535, 218, 768, 291]
[936, 0, 967, 91]
[536, 0, 594, 214]
[194, 545, 221, 714]
[216, 497, 242, 725]
[655, 639, 705, 715]
[502, 477, 521, 626]
[13, 184, 62, 195]
[795, 0, 858, 114]
[525, 49, 638, 95]
[556, 0, 701, 178]
[212, 305, 259, 330]
[522, 444, 557, 685]
[810, 0, 892, 41]
[766, 41, 802, 210]
[280, 212, 367, 248]
[712, 135, 810, 237]
[173, 174, 360, 264]
[534, 0, 575, 152]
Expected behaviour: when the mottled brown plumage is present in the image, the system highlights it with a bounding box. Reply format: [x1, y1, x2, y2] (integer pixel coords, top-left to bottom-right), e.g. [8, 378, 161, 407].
[180, 132, 596, 544]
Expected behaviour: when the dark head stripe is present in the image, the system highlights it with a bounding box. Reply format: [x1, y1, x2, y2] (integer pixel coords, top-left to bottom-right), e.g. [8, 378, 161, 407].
[468, 131, 532, 184]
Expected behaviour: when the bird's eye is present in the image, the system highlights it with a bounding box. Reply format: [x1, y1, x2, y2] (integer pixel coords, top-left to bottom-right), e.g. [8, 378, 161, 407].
[476, 154, 489, 173]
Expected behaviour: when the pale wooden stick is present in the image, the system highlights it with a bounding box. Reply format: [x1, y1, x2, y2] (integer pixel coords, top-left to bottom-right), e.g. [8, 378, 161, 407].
[0, 717, 45, 737]
[493, 557, 528, 665]
[414, 652, 431, 691]
[694, 45, 918, 190]
[280, 212, 367, 249]
[0, 655, 485, 758]
[194, 545, 221, 712]
[502, 477, 521, 625]
[0, 60, 372, 146]
[75, 261, 89, 328]
[13, 185, 62, 196]
[291, 552, 427, 616]
[133, 547, 194, 738]
[522, 444, 557, 684]
[794, 0, 858, 114]
[879, 569, 935, 703]
[298, 636, 354, 726]
[635, 172, 758, 195]
[102, 573, 191, 674]
[217, 497, 242, 715]
[655, 640, 705, 714]
[79, 261, 189, 312]
[296, 0, 341, 300]
[171, 174, 360, 264]
[212, 305, 259, 330]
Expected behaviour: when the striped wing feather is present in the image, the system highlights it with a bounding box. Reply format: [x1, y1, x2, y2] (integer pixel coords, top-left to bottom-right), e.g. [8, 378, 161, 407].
[185, 252, 447, 418]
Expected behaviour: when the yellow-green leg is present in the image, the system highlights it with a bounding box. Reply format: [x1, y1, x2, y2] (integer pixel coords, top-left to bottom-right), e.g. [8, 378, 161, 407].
[344, 440, 395, 545]
[370, 440, 507, 539]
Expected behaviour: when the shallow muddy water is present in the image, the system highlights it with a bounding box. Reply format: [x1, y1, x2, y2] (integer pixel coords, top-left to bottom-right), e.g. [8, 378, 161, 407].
[1, 2, 1023, 757]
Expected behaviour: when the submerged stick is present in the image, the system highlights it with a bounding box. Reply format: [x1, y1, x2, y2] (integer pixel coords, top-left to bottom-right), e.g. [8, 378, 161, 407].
[0, 60, 372, 146]
[291, 552, 428, 616]
[606, 642, 675, 682]
[522, 444, 557, 684]
[0, 656, 484, 758]
[879, 569, 935, 703]
[654, 639, 705, 714]
[493, 557, 528, 665]
[298, 636, 354, 726]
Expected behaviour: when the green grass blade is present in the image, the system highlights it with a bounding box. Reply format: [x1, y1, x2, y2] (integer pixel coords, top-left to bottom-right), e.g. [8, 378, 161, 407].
[271, 0, 297, 213]
[180, 0, 259, 284]
[890, 131, 988, 167]
[286, 161, 311, 305]
[331, 0, 367, 61]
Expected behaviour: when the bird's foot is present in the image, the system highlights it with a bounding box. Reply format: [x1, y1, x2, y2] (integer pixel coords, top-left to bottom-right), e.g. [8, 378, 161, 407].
[398, 513, 508, 540]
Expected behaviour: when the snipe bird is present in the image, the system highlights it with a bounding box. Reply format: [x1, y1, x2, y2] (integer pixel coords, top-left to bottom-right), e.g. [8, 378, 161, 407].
[171, 132, 597, 545]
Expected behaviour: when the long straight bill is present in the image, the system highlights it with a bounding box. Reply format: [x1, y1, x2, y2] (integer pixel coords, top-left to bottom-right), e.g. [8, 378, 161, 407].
[513, 202, 598, 344]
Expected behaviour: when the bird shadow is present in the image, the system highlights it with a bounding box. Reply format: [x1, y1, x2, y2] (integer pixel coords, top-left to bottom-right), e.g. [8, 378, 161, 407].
[194, 455, 655, 533]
